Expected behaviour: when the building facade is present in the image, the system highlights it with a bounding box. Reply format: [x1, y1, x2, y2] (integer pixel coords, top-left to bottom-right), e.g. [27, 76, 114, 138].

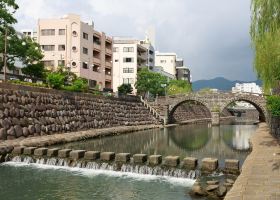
[232, 83, 262, 94]
[37, 14, 113, 89]
[175, 58, 191, 83]
[112, 37, 154, 94]
[155, 52, 177, 77]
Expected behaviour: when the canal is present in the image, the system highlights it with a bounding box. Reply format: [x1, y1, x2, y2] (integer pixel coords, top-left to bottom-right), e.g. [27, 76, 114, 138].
[0, 124, 257, 200]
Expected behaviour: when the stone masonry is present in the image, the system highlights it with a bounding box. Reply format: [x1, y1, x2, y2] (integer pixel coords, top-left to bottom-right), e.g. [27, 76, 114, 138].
[0, 83, 158, 141]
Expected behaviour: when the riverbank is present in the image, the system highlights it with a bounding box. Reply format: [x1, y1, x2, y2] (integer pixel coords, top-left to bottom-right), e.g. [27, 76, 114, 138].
[0, 124, 162, 155]
[225, 123, 280, 200]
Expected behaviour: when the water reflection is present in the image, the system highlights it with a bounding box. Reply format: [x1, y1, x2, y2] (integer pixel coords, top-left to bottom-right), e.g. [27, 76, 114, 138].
[56, 124, 257, 166]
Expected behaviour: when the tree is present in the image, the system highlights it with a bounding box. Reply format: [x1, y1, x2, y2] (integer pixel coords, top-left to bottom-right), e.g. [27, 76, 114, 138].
[167, 79, 192, 95]
[135, 67, 167, 97]
[250, 0, 280, 92]
[46, 73, 65, 89]
[0, 0, 43, 71]
[118, 84, 133, 95]
[21, 62, 45, 81]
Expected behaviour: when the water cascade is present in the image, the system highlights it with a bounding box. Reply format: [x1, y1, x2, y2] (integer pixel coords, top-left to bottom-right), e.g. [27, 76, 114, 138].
[10, 156, 198, 179]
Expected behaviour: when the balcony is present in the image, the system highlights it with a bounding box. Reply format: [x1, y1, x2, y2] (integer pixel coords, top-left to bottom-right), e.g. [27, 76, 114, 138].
[105, 48, 112, 55]
[93, 57, 101, 65]
[105, 61, 112, 68]
[105, 74, 112, 81]
[93, 43, 101, 51]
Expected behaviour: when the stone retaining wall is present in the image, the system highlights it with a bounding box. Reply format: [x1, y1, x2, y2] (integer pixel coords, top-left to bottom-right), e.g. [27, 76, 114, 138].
[0, 83, 158, 141]
[269, 115, 280, 139]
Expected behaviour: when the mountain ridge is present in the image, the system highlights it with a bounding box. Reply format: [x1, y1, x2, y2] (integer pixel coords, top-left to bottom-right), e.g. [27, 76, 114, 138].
[192, 77, 262, 91]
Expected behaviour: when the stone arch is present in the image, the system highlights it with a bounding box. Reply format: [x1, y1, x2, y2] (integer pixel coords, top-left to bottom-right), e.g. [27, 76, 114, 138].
[169, 98, 212, 123]
[220, 96, 267, 122]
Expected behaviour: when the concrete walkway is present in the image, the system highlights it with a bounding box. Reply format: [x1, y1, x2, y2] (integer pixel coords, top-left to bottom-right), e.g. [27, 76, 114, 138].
[225, 123, 280, 200]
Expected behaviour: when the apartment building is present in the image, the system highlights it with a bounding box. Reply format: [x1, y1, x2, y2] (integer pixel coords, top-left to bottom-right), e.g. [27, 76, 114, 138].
[37, 14, 113, 89]
[21, 29, 38, 41]
[112, 37, 154, 94]
[176, 58, 191, 83]
[232, 83, 262, 94]
[155, 52, 177, 77]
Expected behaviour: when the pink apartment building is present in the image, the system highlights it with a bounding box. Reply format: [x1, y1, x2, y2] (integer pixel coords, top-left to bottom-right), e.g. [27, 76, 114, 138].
[38, 14, 113, 89]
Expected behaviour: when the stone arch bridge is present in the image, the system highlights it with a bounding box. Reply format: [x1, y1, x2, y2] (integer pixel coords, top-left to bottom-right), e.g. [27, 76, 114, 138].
[143, 92, 267, 125]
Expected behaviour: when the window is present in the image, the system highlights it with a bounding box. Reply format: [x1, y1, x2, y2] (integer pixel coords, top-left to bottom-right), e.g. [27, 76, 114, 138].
[58, 60, 65, 66]
[160, 60, 166, 63]
[82, 62, 88, 69]
[83, 47, 88, 54]
[58, 45, 65, 51]
[59, 29, 65, 35]
[41, 45, 55, 51]
[123, 47, 134, 52]
[83, 32, 88, 40]
[123, 68, 134, 73]
[149, 50, 154, 55]
[114, 59, 119, 62]
[43, 60, 54, 67]
[41, 29, 55, 36]
[123, 57, 134, 63]
[123, 78, 134, 84]
[113, 47, 119, 52]
[89, 80, 97, 88]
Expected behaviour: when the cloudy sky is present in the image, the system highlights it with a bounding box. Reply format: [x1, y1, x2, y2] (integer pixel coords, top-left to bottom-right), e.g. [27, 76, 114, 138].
[15, 0, 256, 81]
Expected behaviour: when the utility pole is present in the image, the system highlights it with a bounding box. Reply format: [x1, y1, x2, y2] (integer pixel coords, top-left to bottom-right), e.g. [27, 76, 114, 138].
[3, 28, 8, 82]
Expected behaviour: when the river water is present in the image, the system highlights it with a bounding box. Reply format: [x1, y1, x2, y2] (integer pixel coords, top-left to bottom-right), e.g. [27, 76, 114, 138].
[0, 124, 257, 200]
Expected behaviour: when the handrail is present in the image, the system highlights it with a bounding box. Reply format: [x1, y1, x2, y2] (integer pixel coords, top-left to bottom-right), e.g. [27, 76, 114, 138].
[140, 96, 164, 122]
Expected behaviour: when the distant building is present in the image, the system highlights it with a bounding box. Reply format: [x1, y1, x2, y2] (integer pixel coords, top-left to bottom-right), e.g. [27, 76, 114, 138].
[37, 14, 113, 89]
[175, 58, 191, 83]
[232, 83, 262, 94]
[21, 29, 38, 41]
[155, 52, 177, 77]
[153, 66, 176, 81]
[112, 37, 154, 94]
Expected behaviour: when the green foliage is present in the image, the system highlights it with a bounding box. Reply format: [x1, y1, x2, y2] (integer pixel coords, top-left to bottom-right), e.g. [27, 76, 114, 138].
[0, 1, 43, 71]
[250, 0, 280, 91]
[118, 84, 133, 95]
[8, 80, 47, 88]
[22, 62, 45, 80]
[46, 73, 65, 89]
[167, 79, 192, 95]
[198, 88, 212, 94]
[135, 67, 167, 97]
[63, 78, 88, 92]
[267, 95, 280, 116]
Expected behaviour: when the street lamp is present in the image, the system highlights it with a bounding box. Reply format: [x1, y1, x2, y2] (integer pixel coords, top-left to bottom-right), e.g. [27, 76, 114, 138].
[3, 28, 8, 82]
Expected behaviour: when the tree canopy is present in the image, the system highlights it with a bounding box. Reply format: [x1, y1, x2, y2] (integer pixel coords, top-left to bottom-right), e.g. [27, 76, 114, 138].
[118, 84, 133, 95]
[250, 0, 280, 92]
[167, 79, 192, 95]
[135, 67, 167, 97]
[0, 0, 43, 72]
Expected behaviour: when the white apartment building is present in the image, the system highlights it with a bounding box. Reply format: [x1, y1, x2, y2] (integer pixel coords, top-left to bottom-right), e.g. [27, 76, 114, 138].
[112, 37, 154, 94]
[21, 29, 38, 41]
[232, 83, 262, 94]
[155, 52, 177, 77]
[37, 14, 113, 89]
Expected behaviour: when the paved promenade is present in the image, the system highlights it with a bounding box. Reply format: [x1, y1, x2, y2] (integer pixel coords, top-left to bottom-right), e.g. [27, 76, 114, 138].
[225, 123, 280, 200]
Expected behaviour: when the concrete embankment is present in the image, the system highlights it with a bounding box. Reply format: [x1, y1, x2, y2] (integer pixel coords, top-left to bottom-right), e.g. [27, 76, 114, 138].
[225, 123, 280, 200]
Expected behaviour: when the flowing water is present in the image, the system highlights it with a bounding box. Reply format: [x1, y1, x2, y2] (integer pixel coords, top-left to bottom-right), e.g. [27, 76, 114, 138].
[0, 124, 257, 200]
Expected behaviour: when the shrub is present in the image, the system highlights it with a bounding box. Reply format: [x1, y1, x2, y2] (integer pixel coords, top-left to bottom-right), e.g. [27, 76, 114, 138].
[9, 80, 48, 88]
[118, 84, 133, 95]
[267, 95, 280, 116]
[46, 73, 65, 89]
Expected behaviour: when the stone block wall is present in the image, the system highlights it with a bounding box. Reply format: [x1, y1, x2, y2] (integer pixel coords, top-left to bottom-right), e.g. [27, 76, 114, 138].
[0, 83, 158, 141]
[269, 115, 280, 139]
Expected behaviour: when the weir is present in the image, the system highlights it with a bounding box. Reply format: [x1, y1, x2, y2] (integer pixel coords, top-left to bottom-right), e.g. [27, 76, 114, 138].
[1, 146, 241, 179]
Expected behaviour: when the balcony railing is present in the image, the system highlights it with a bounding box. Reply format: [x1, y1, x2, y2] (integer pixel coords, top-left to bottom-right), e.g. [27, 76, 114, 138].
[93, 57, 101, 65]
[105, 48, 112, 55]
[93, 43, 101, 51]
